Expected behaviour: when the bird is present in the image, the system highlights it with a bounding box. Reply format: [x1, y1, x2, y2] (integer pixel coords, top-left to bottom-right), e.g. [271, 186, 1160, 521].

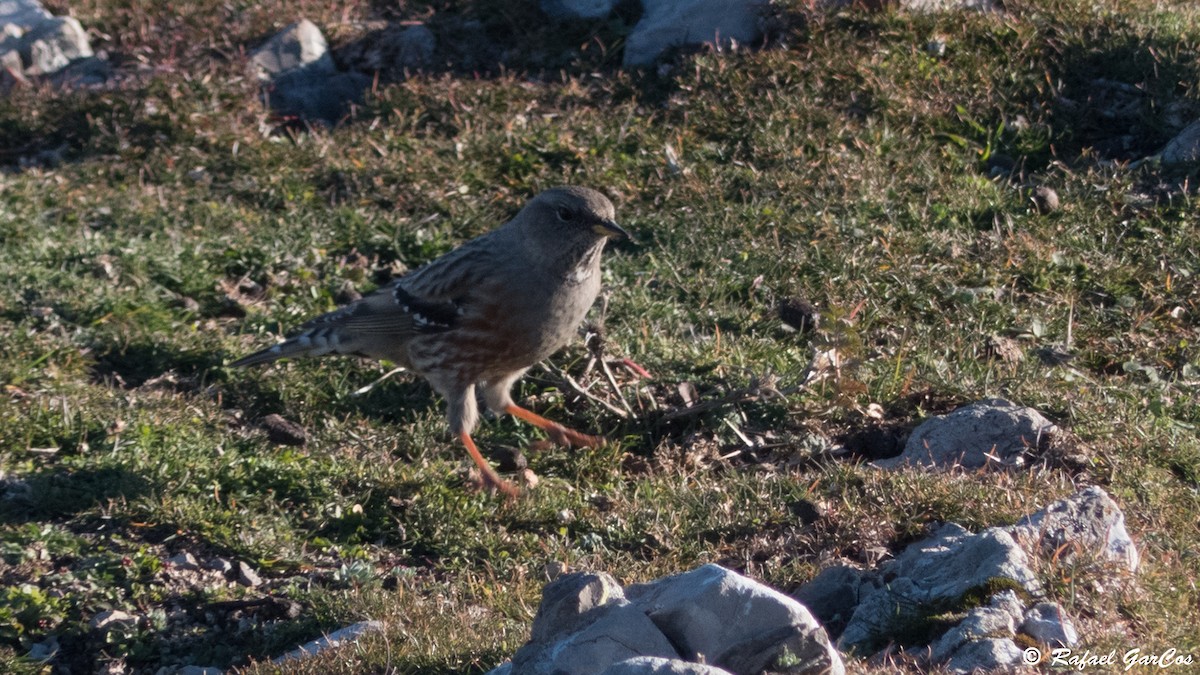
[231, 186, 629, 496]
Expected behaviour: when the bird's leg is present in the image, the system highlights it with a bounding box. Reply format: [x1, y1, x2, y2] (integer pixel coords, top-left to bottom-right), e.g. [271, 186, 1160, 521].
[459, 432, 519, 497]
[504, 405, 604, 448]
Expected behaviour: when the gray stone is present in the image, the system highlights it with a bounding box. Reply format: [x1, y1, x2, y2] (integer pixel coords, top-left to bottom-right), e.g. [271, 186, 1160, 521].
[839, 524, 1039, 652]
[0, 1, 94, 78]
[901, 0, 997, 10]
[167, 552, 201, 571]
[874, 398, 1056, 471]
[942, 637, 1023, 673]
[626, 564, 844, 675]
[1158, 119, 1200, 165]
[792, 563, 877, 635]
[601, 656, 734, 675]
[623, 0, 765, 67]
[89, 609, 137, 632]
[0, 0, 52, 28]
[236, 561, 262, 587]
[541, 0, 618, 20]
[20, 15, 91, 74]
[204, 557, 234, 574]
[250, 18, 334, 81]
[929, 591, 1024, 663]
[27, 635, 59, 661]
[1008, 486, 1139, 572]
[1021, 602, 1078, 647]
[274, 620, 384, 664]
[529, 571, 627, 643]
[512, 601, 680, 675]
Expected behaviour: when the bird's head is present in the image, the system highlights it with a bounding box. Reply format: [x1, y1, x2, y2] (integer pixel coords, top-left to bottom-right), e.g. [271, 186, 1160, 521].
[523, 186, 629, 244]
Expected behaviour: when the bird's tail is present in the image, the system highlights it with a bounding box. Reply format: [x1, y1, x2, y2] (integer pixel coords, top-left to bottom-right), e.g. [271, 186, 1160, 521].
[229, 326, 351, 368]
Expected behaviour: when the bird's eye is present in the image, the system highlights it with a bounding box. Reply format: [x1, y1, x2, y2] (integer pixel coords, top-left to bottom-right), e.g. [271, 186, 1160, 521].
[556, 206, 574, 222]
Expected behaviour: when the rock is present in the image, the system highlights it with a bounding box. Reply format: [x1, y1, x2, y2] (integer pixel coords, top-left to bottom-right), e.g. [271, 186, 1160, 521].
[167, 552, 201, 571]
[900, 0, 997, 10]
[839, 524, 1039, 652]
[27, 635, 59, 661]
[251, 19, 368, 124]
[1158, 119, 1200, 166]
[601, 656, 734, 675]
[511, 601, 680, 675]
[1008, 486, 1139, 572]
[0, 1, 94, 78]
[274, 620, 384, 663]
[874, 398, 1056, 471]
[1031, 186, 1060, 214]
[250, 18, 334, 81]
[791, 563, 877, 636]
[623, 0, 765, 67]
[89, 609, 137, 632]
[529, 571, 625, 643]
[204, 557, 234, 575]
[541, 0, 618, 20]
[625, 564, 845, 675]
[262, 413, 307, 447]
[176, 668, 222, 675]
[236, 561, 263, 587]
[929, 591, 1024, 663]
[0, 0, 52, 27]
[942, 638, 1023, 673]
[1021, 602, 1078, 647]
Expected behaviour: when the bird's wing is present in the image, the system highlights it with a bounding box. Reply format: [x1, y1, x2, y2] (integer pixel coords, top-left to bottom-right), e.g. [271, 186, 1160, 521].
[231, 234, 501, 367]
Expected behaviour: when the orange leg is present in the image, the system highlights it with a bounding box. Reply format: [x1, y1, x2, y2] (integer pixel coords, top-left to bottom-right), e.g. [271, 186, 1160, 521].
[505, 404, 605, 448]
[459, 432, 518, 498]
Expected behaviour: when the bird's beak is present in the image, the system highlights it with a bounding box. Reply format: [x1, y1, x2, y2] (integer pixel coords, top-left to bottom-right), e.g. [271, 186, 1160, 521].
[593, 219, 631, 240]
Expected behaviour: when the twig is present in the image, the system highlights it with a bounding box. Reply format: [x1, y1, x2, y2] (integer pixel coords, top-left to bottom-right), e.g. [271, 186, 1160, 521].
[599, 357, 635, 415]
[352, 366, 407, 397]
[540, 363, 630, 418]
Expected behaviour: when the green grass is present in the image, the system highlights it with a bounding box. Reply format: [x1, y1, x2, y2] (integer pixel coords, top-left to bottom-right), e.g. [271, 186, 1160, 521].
[2, 0, 1199, 672]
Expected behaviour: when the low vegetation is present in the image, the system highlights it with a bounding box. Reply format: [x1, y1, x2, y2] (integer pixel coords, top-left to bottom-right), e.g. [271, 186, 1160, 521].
[1, 0, 1197, 672]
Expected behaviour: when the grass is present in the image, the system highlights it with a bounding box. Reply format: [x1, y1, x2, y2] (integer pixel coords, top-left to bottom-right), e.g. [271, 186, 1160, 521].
[1, 0, 1199, 672]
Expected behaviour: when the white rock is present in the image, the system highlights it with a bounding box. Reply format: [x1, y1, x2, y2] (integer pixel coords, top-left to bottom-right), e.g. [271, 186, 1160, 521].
[510, 572, 679, 675]
[541, 0, 617, 20]
[512, 601, 680, 675]
[901, 0, 997, 11]
[929, 591, 1024, 663]
[1021, 602, 1078, 647]
[167, 552, 201, 571]
[0, 0, 52, 29]
[839, 524, 1039, 652]
[943, 637, 1023, 673]
[623, 0, 765, 67]
[250, 18, 334, 81]
[274, 620, 384, 663]
[792, 563, 876, 634]
[1159, 119, 1200, 165]
[626, 564, 845, 675]
[1008, 486, 1140, 572]
[602, 656, 735, 674]
[874, 398, 1056, 471]
[21, 15, 91, 74]
[90, 609, 137, 632]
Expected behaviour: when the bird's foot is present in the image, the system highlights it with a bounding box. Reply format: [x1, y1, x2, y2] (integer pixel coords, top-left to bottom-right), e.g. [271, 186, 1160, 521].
[460, 432, 519, 499]
[505, 404, 605, 448]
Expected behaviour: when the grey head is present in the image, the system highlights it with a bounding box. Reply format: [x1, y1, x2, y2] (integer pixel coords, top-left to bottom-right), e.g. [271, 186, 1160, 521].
[515, 187, 629, 265]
